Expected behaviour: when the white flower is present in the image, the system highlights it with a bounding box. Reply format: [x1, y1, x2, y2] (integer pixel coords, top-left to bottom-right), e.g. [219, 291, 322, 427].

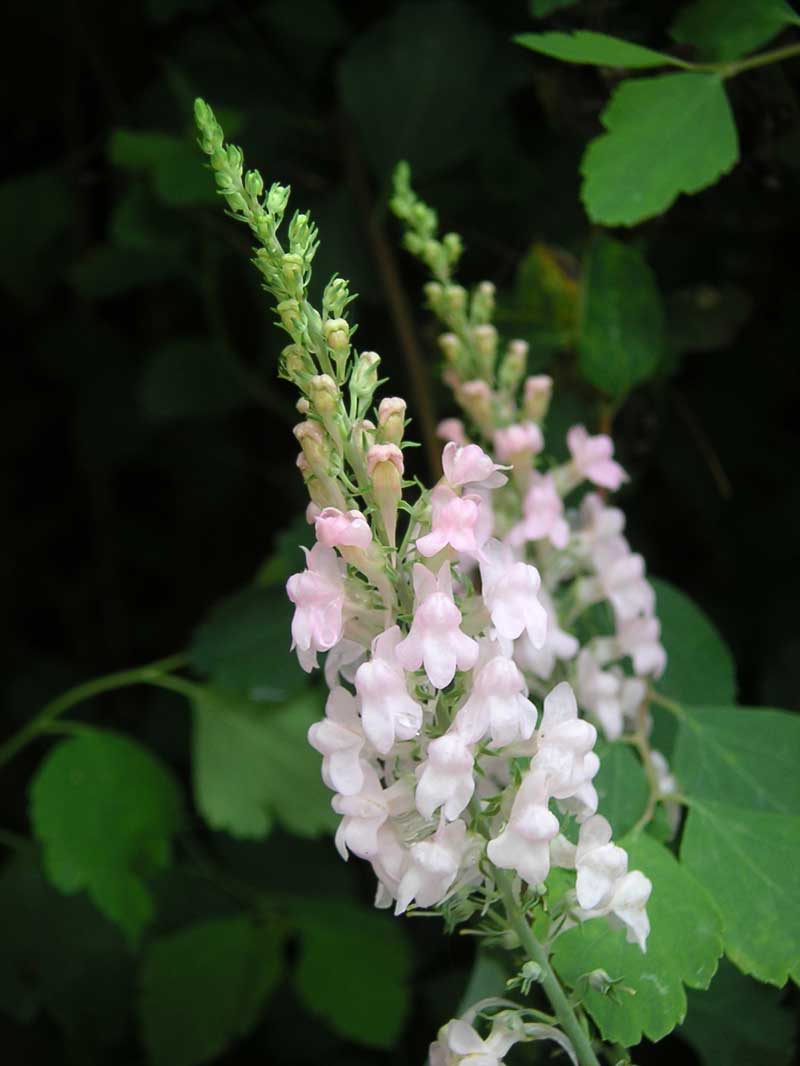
[616, 615, 666, 677]
[307, 686, 365, 795]
[533, 682, 599, 819]
[607, 871, 652, 951]
[514, 588, 578, 682]
[355, 626, 423, 754]
[454, 644, 537, 749]
[416, 732, 476, 821]
[333, 765, 412, 860]
[487, 770, 559, 886]
[396, 563, 479, 689]
[428, 1017, 521, 1066]
[592, 537, 655, 622]
[395, 818, 471, 914]
[574, 815, 629, 910]
[479, 539, 547, 648]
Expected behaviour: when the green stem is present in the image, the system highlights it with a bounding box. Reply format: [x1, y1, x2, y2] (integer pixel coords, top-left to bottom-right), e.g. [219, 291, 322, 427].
[647, 688, 684, 718]
[0, 652, 188, 769]
[494, 868, 601, 1066]
[719, 39, 800, 78]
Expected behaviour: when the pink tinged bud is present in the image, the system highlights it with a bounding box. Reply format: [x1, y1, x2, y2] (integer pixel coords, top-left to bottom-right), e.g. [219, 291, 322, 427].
[416, 485, 484, 558]
[307, 687, 365, 795]
[293, 419, 327, 472]
[508, 472, 569, 550]
[436, 418, 468, 446]
[415, 731, 475, 821]
[457, 379, 494, 433]
[441, 441, 507, 491]
[285, 543, 346, 671]
[493, 422, 544, 464]
[323, 317, 350, 351]
[367, 443, 404, 547]
[454, 649, 537, 748]
[305, 501, 321, 524]
[523, 375, 553, 421]
[309, 374, 339, 415]
[438, 332, 461, 364]
[315, 507, 373, 550]
[395, 564, 479, 689]
[354, 626, 423, 754]
[395, 818, 468, 914]
[567, 424, 628, 491]
[479, 539, 548, 647]
[487, 769, 559, 885]
[377, 396, 407, 445]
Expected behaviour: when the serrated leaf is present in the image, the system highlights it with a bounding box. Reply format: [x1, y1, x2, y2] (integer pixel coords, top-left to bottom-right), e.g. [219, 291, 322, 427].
[552, 834, 723, 1046]
[681, 958, 796, 1066]
[578, 234, 664, 396]
[593, 740, 649, 838]
[674, 704, 800, 814]
[140, 339, 251, 420]
[671, 0, 800, 61]
[515, 31, 681, 68]
[291, 900, 412, 1048]
[30, 730, 183, 943]
[140, 915, 283, 1066]
[681, 801, 800, 985]
[190, 584, 306, 701]
[192, 687, 337, 839]
[581, 73, 739, 226]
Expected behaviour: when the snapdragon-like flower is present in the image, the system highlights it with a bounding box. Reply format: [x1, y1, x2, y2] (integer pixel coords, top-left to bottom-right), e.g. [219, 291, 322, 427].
[454, 643, 537, 748]
[436, 418, 468, 446]
[508, 472, 570, 550]
[396, 563, 479, 688]
[286, 543, 346, 671]
[487, 769, 560, 885]
[616, 615, 667, 677]
[417, 484, 485, 558]
[314, 506, 373, 550]
[534, 682, 599, 819]
[307, 686, 365, 795]
[429, 1017, 521, 1066]
[479, 539, 547, 647]
[514, 589, 579, 681]
[574, 815, 629, 910]
[493, 421, 543, 464]
[590, 538, 655, 622]
[442, 441, 508, 491]
[333, 764, 412, 860]
[567, 425, 628, 491]
[395, 818, 471, 914]
[355, 626, 423, 753]
[416, 731, 475, 820]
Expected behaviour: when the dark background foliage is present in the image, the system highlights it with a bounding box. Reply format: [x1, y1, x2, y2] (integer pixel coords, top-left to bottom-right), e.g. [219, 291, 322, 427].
[3, 0, 799, 1063]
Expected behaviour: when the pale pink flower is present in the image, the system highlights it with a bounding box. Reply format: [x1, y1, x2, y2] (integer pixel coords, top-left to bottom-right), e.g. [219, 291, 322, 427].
[323, 638, 365, 690]
[286, 543, 346, 671]
[441, 441, 507, 491]
[429, 1018, 522, 1066]
[567, 425, 628, 491]
[315, 507, 372, 550]
[533, 682, 599, 819]
[307, 687, 365, 795]
[579, 492, 625, 544]
[333, 765, 412, 860]
[479, 539, 547, 647]
[514, 589, 578, 681]
[395, 819, 471, 914]
[487, 769, 559, 886]
[416, 484, 484, 558]
[493, 422, 543, 464]
[396, 564, 479, 689]
[454, 645, 537, 748]
[436, 418, 468, 446]
[574, 815, 629, 911]
[523, 374, 553, 421]
[508, 472, 569, 550]
[415, 732, 475, 821]
[578, 866, 652, 952]
[576, 649, 626, 741]
[616, 615, 666, 677]
[592, 539, 655, 621]
[355, 626, 423, 754]
[371, 824, 409, 907]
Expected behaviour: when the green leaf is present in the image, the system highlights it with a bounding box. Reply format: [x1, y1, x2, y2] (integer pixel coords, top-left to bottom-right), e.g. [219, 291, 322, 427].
[192, 688, 337, 839]
[681, 958, 797, 1066]
[292, 900, 412, 1048]
[671, 0, 800, 61]
[578, 234, 664, 396]
[581, 73, 739, 226]
[30, 729, 183, 943]
[653, 578, 736, 705]
[515, 31, 681, 68]
[457, 948, 509, 1015]
[593, 741, 649, 838]
[552, 834, 723, 1046]
[109, 128, 218, 207]
[190, 584, 307, 701]
[140, 339, 251, 420]
[140, 915, 283, 1066]
[674, 704, 800, 814]
[681, 801, 800, 985]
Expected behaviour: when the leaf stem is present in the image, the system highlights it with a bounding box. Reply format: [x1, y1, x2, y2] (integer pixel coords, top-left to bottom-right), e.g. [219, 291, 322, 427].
[0, 652, 188, 770]
[716, 39, 800, 78]
[647, 688, 684, 718]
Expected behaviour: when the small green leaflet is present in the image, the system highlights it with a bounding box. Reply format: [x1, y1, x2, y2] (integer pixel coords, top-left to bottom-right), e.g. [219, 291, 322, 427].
[515, 31, 681, 69]
[671, 0, 800, 62]
[192, 687, 337, 839]
[682, 958, 797, 1066]
[29, 729, 183, 943]
[578, 234, 664, 397]
[581, 73, 739, 226]
[140, 915, 283, 1066]
[593, 741, 649, 838]
[552, 834, 722, 1046]
[291, 899, 412, 1048]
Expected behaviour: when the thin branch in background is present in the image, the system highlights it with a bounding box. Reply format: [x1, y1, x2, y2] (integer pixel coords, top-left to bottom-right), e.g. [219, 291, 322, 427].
[342, 125, 442, 481]
[670, 389, 733, 499]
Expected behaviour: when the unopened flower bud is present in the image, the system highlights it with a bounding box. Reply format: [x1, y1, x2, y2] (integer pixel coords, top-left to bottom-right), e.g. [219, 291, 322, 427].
[471, 280, 495, 323]
[458, 380, 495, 436]
[424, 281, 444, 312]
[281, 252, 304, 280]
[438, 332, 460, 365]
[293, 420, 328, 474]
[367, 443, 404, 547]
[444, 285, 467, 314]
[288, 211, 312, 253]
[443, 232, 463, 265]
[277, 298, 301, 333]
[296, 397, 310, 415]
[324, 317, 350, 352]
[499, 339, 528, 394]
[309, 374, 339, 415]
[473, 323, 498, 379]
[350, 350, 380, 399]
[266, 182, 290, 217]
[244, 170, 264, 200]
[523, 374, 553, 421]
[377, 396, 406, 445]
[323, 276, 351, 318]
[281, 343, 314, 383]
[586, 969, 616, 994]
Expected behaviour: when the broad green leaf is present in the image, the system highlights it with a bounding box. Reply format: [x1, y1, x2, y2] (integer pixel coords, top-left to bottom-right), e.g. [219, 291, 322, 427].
[674, 704, 800, 814]
[192, 688, 336, 839]
[653, 578, 736, 705]
[292, 899, 412, 1048]
[671, 0, 800, 61]
[682, 958, 797, 1066]
[515, 31, 680, 69]
[681, 801, 800, 985]
[581, 73, 739, 226]
[593, 741, 649, 838]
[30, 730, 183, 942]
[109, 128, 218, 207]
[140, 915, 283, 1066]
[495, 242, 579, 358]
[552, 834, 723, 1046]
[140, 339, 251, 420]
[190, 584, 306, 701]
[578, 234, 664, 396]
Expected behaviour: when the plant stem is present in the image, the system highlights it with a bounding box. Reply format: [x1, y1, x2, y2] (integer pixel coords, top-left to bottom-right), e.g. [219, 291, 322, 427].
[494, 869, 601, 1066]
[0, 652, 188, 769]
[721, 39, 800, 78]
[647, 687, 684, 718]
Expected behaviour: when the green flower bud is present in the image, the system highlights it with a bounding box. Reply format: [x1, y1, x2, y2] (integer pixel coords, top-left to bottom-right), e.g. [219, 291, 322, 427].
[498, 339, 528, 394]
[350, 350, 380, 398]
[323, 317, 350, 352]
[244, 169, 264, 200]
[309, 374, 339, 415]
[443, 231, 463, 265]
[471, 280, 495, 324]
[444, 285, 467, 313]
[277, 298, 301, 333]
[267, 182, 290, 217]
[437, 332, 460, 365]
